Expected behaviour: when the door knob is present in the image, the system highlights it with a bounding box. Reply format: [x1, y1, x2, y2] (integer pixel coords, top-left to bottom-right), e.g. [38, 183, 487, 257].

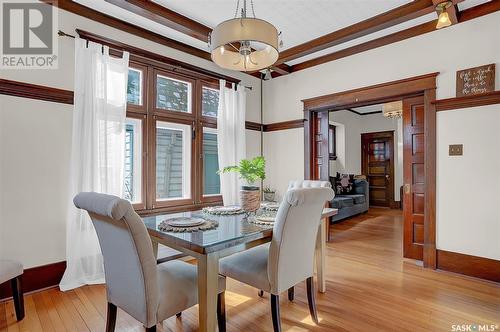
[404, 184, 411, 194]
[385, 174, 390, 179]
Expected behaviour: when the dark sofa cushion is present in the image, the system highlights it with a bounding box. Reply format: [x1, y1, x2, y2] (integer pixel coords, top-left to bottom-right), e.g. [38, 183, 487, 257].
[331, 196, 354, 209]
[352, 179, 366, 194]
[341, 194, 365, 205]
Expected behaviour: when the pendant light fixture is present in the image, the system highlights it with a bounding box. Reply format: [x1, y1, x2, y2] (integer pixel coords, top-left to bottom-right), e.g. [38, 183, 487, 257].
[209, 0, 280, 72]
[435, 1, 453, 29]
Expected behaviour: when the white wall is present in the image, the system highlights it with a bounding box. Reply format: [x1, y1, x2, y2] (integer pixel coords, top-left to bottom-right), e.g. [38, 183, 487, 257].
[263, 12, 500, 260]
[329, 110, 403, 200]
[0, 6, 261, 268]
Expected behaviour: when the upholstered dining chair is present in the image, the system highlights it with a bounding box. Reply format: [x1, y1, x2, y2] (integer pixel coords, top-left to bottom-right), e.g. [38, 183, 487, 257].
[0, 260, 24, 321]
[73, 192, 226, 332]
[219, 186, 334, 332]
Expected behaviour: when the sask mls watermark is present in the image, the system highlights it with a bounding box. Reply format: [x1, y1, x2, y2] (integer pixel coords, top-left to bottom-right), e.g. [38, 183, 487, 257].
[1, 0, 58, 69]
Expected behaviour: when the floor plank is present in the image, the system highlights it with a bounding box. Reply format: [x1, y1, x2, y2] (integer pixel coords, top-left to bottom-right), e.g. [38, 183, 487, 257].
[0, 208, 498, 331]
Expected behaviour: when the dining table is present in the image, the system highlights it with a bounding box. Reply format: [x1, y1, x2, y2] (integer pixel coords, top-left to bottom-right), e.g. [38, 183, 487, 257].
[143, 206, 338, 332]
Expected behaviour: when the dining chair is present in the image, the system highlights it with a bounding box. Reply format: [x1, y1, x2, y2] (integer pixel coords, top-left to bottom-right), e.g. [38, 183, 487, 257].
[73, 192, 227, 332]
[0, 259, 24, 321]
[219, 186, 334, 332]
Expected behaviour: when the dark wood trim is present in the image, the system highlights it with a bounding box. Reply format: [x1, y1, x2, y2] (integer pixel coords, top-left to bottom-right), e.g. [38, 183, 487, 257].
[302, 73, 438, 111]
[263, 119, 306, 132]
[290, 1, 499, 73]
[0, 79, 74, 104]
[423, 88, 437, 269]
[435, 91, 500, 111]
[303, 73, 437, 268]
[104, 0, 211, 42]
[76, 30, 240, 85]
[276, 0, 437, 65]
[0, 261, 66, 300]
[245, 121, 263, 131]
[437, 250, 500, 282]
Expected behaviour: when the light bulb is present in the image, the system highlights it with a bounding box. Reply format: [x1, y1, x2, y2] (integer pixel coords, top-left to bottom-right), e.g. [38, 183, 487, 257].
[436, 11, 452, 29]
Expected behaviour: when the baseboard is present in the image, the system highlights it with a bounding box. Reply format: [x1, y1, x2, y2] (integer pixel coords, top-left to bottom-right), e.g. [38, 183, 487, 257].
[0, 261, 66, 300]
[437, 250, 500, 282]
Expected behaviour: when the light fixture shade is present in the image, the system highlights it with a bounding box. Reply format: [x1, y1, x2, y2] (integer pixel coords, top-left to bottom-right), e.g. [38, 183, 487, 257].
[383, 101, 403, 118]
[210, 18, 279, 72]
[436, 11, 452, 29]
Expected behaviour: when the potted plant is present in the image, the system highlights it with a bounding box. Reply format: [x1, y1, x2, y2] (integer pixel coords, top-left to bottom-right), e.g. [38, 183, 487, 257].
[218, 156, 266, 212]
[263, 187, 276, 202]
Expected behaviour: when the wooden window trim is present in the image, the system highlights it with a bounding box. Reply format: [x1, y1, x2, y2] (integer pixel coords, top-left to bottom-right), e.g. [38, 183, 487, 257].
[119, 45, 224, 213]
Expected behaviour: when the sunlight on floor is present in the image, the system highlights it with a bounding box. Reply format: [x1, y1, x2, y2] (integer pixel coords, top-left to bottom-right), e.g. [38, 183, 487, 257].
[300, 315, 322, 326]
[225, 290, 253, 307]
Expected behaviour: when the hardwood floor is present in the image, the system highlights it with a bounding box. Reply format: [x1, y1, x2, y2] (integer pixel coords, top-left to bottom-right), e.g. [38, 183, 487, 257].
[1, 208, 499, 331]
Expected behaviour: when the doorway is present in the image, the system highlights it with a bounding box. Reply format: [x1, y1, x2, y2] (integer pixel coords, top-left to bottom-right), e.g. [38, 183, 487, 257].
[361, 131, 395, 208]
[302, 73, 437, 268]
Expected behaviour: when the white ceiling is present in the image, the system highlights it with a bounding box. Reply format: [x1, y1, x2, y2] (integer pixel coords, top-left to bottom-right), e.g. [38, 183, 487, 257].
[73, 0, 492, 67]
[350, 104, 384, 114]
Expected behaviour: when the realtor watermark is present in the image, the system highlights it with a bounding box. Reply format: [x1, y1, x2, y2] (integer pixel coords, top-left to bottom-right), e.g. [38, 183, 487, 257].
[1, 0, 58, 69]
[451, 324, 499, 331]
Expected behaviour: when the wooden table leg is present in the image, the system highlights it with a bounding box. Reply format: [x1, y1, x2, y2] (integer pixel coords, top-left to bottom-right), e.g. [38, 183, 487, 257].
[315, 218, 327, 293]
[197, 252, 219, 332]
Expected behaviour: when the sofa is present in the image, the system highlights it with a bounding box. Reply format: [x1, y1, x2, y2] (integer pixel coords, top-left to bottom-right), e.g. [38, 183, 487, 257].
[329, 178, 369, 223]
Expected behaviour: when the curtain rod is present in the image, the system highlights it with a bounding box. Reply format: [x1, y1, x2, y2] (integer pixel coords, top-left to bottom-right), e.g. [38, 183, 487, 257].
[58, 30, 253, 91]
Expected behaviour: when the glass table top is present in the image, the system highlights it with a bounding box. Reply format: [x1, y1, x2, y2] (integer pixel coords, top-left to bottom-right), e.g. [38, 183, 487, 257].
[142, 208, 337, 254]
[142, 210, 274, 254]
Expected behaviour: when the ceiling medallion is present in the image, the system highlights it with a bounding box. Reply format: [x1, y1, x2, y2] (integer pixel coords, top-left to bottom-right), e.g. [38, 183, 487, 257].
[209, 0, 280, 72]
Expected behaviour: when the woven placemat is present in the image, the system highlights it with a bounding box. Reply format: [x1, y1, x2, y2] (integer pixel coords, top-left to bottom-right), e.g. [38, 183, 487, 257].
[248, 215, 276, 226]
[202, 206, 245, 215]
[158, 219, 219, 233]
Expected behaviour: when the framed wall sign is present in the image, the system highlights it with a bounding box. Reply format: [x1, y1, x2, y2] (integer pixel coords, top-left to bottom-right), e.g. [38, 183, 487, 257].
[456, 64, 495, 97]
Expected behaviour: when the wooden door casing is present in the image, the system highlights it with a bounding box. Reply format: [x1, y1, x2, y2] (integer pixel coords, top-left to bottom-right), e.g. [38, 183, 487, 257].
[361, 131, 395, 208]
[403, 96, 425, 260]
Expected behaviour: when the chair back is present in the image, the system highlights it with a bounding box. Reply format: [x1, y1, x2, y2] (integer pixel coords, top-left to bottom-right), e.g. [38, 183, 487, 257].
[267, 186, 334, 293]
[288, 180, 332, 190]
[73, 192, 158, 327]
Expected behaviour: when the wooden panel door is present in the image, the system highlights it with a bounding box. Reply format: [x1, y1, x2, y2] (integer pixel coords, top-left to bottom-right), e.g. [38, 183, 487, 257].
[403, 96, 425, 260]
[361, 131, 394, 207]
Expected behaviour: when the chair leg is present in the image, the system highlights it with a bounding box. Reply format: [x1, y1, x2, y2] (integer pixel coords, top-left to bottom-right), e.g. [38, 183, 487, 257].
[217, 291, 226, 332]
[176, 312, 182, 318]
[270, 294, 281, 332]
[306, 277, 319, 324]
[258, 290, 264, 297]
[287, 287, 294, 301]
[106, 302, 117, 332]
[145, 326, 156, 332]
[11, 276, 24, 321]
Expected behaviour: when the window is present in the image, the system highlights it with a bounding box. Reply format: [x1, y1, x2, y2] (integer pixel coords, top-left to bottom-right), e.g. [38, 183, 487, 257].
[203, 127, 220, 196]
[124, 59, 225, 212]
[127, 68, 142, 105]
[156, 74, 192, 113]
[123, 118, 142, 203]
[155, 121, 191, 200]
[202, 87, 219, 117]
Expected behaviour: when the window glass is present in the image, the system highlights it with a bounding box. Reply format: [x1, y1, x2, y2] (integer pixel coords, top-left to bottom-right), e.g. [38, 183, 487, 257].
[203, 128, 220, 195]
[202, 87, 219, 117]
[156, 121, 191, 200]
[124, 118, 142, 203]
[156, 74, 191, 113]
[127, 68, 142, 105]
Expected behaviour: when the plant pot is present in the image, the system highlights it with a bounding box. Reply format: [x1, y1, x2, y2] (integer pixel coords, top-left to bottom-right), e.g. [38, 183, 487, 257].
[240, 186, 260, 212]
[263, 192, 276, 202]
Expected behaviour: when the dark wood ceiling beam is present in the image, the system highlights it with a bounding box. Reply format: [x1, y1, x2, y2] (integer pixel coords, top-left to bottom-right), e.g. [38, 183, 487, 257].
[276, 0, 438, 65]
[104, 0, 211, 42]
[41, 0, 211, 60]
[290, 1, 499, 73]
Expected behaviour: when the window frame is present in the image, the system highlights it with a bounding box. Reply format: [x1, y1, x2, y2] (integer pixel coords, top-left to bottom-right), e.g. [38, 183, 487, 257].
[329, 124, 337, 160]
[123, 58, 224, 214]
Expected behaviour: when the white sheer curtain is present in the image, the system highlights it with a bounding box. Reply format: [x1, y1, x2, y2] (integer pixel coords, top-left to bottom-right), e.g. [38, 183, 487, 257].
[59, 38, 129, 291]
[217, 80, 246, 206]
